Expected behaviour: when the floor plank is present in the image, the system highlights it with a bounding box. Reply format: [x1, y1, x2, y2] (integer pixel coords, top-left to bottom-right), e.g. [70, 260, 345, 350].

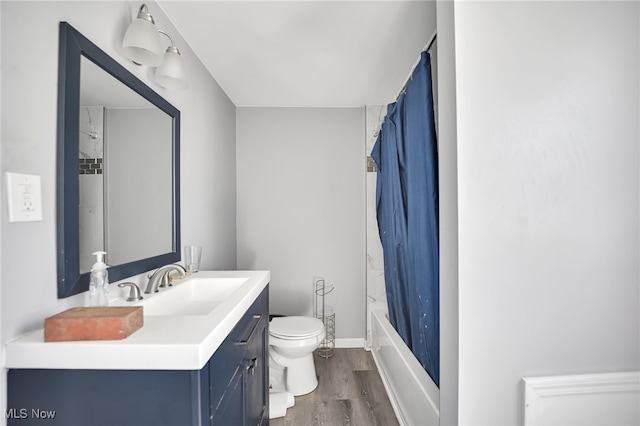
[270, 348, 399, 426]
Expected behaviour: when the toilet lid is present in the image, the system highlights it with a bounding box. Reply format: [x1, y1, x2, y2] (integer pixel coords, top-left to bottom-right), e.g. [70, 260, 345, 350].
[270, 316, 324, 339]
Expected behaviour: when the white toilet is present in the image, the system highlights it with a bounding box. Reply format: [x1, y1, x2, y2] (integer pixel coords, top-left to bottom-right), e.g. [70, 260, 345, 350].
[269, 316, 326, 396]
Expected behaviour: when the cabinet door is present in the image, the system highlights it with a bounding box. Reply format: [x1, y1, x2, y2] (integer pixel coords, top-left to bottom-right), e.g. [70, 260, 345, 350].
[8, 368, 205, 426]
[209, 286, 269, 426]
[211, 366, 244, 426]
[244, 315, 269, 426]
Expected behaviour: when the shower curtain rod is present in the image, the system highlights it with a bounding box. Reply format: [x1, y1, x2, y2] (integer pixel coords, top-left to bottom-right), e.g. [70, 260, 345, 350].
[394, 30, 437, 101]
[371, 31, 437, 140]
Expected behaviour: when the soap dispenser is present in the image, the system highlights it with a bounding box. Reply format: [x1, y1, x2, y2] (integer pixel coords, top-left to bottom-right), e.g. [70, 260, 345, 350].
[88, 251, 109, 307]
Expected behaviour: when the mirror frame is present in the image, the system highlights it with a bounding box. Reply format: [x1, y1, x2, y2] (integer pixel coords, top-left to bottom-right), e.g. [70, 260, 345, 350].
[57, 22, 181, 298]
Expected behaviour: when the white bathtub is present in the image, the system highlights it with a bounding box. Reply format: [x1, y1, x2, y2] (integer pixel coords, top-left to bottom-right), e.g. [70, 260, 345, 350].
[370, 303, 440, 425]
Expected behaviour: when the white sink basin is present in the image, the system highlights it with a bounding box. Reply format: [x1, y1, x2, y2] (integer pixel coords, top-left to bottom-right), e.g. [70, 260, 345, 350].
[139, 276, 249, 316]
[5, 270, 270, 371]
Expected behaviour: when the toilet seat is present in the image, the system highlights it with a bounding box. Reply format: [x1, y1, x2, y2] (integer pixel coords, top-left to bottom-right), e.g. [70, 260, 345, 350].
[270, 316, 324, 340]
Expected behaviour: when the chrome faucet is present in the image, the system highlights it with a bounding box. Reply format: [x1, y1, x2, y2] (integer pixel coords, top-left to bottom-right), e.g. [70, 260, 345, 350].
[144, 264, 187, 294]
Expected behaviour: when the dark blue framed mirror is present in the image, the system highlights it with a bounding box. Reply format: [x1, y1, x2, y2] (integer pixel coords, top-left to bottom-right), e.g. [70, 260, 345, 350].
[57, 22, 180, 298]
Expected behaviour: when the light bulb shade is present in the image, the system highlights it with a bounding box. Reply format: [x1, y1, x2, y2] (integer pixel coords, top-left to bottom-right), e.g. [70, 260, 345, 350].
[122, 18, 163, 66]
[155, 48, 188, 90]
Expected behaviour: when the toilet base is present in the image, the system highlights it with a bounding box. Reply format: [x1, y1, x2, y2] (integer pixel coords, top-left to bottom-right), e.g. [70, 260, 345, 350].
[270, 351, 319, 396]
[285, 353, 319, 396]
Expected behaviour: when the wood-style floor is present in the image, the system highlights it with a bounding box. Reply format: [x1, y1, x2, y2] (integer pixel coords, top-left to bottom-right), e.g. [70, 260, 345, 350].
[270, 348, 400, 426]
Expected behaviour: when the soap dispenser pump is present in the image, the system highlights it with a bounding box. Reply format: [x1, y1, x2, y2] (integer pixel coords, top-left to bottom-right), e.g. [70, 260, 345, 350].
[88, 251, 109, 307]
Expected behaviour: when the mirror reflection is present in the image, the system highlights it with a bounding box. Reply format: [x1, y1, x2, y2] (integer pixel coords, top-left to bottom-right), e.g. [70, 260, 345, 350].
[78, 57, 174, 273]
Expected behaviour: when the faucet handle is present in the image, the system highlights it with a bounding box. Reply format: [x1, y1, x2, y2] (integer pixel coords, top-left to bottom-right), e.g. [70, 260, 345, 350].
[118, 282, 144, 302]
[158, 272, 172, 289]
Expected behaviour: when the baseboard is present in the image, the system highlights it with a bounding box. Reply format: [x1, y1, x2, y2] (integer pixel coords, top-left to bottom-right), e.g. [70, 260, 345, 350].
[523, 371, 640, 425]
[335, 338, 365, 348]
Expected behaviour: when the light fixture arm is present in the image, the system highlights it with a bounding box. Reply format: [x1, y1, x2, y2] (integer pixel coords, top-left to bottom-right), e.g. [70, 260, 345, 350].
[158, 30, 180, 54]
[136, 4, 155, 24]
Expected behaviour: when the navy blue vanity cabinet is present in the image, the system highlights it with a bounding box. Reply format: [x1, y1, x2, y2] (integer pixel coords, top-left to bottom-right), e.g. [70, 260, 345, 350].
[7, 286, 269, 426]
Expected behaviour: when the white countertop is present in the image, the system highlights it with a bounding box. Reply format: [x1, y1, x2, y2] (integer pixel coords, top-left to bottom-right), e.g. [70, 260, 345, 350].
[4, 270, 270, 370]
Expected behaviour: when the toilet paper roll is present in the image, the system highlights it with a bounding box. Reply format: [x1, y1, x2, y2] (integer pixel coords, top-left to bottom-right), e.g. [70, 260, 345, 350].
[269, 392, 295, 419]
[285, 392, 295, 408]
[269, 356, 286, 393]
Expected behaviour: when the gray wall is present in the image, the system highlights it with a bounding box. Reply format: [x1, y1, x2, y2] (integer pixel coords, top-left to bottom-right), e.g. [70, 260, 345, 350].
[0, 2, 237, 421]
[438, 1, 640, 424]
[236, 107, 366, 341]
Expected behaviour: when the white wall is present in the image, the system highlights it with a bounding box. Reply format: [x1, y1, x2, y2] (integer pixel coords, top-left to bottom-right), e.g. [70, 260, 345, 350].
[0, 2, 237, 421]
[435, 0, 459, 423]
[236, 107, 366, 340]
[0, 1, 3, 424]
[450, 1, 639, 424]
[365, 105, 386, 349]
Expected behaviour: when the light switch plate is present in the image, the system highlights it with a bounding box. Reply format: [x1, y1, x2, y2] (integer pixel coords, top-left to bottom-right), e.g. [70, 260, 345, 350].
[6, 172, 43, 222]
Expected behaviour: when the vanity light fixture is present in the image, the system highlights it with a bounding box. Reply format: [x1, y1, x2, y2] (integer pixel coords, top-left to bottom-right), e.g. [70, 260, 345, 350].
[122, 4, 188, 90]
[122, 4, 163, 66]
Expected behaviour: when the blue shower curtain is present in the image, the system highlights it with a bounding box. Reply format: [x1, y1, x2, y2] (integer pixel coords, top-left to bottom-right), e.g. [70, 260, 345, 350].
[371, 51, 439, 386]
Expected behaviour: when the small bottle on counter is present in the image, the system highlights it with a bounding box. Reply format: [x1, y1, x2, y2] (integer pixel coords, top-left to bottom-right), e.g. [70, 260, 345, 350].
[88, 251, 109, 307]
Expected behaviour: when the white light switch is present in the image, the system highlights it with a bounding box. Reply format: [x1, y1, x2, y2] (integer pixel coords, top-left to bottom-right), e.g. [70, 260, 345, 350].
[6, 172, 43, 222]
